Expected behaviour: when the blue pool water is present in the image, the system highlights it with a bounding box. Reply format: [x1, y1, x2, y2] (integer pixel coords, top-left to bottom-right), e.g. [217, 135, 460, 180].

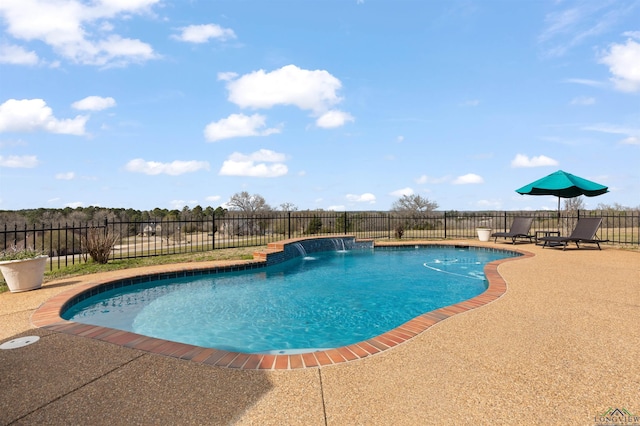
[63, 246, 513, 353]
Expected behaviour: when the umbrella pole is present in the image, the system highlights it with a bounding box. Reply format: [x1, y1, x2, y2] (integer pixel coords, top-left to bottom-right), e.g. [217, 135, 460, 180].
[557, 196, 561, 233]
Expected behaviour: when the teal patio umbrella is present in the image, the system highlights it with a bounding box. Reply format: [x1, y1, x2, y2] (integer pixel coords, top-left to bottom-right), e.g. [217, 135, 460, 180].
[516, 170, 608, 228]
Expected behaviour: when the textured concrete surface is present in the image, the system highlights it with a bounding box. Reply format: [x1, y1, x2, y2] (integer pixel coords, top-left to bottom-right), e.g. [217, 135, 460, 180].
[0, 240, 638, 425]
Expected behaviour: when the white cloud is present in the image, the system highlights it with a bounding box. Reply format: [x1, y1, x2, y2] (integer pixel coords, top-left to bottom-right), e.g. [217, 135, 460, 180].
[0, 0, 159, 67]
[564, 78, 605, 87]
[538, 3, 632, 57]
[55, 172, 75, 180]
[582, 124, 637, 135]
[94, 35, 158, 67]
[243, 149, 287, 163]
[390, 187, 414, 197]
[218, 64, 353, 129]
[510, 154, 559, 168]
[219, 149, 288, 177]
[0, 99, 88, 135]
[172, 24, 236, 43]
[125, 158, 210, 175]
[599, 37, 640, 92]
[582, 124, 640, 145]
[569, 96, 595, 106]
[327, 205, 346, 211]
[346, 193, 376, 203]
[204, 113, 280, 142]
[621, 136, 640, 145]
[416, 175, 448, 184]
[0, 42, 38, 65]
[316, 110, 354, 128]
[452, 173, 484, 184]
[224, 64, 344, 114]
[0, 155, 38, 168]
[206, 195, 221, 202]
[217, 71, 238, 82]
[72, 96, 116, 111]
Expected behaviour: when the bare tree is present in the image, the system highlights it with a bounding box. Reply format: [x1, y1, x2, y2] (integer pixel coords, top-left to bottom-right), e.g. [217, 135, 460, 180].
[563, 196, 585, 212]
[225, 192, 272, 236]
[391, 194, 439, 234]
[67, 210, 89, 223]
[391, 194, 438, 212]
[279, 202, 298, 212]
[562, 196, 585, 235]
[92, 209, 118, 225]
[40, 210, 65, 225]
[227, 192, 272, 213]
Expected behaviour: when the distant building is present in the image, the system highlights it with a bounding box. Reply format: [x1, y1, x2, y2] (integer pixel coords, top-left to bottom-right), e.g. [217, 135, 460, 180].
[141, 223, 162, 236]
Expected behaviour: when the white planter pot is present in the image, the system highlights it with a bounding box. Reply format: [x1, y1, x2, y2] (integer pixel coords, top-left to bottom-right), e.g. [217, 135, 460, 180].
[476, 228, 492, 242]
[0, 256, 47, 293]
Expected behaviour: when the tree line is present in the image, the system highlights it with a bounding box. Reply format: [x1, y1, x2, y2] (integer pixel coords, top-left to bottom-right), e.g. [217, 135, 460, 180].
[1, 193, 442, 227]
[2, 191, 634, 229]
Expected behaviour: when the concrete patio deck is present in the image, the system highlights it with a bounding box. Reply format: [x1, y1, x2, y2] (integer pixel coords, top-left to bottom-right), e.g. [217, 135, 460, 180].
[1, 241, 638, 425]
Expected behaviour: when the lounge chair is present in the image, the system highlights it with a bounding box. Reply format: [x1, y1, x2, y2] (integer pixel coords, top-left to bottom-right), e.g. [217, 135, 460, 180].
[491, 217, 534, 244]
[539, 217, 609, 250]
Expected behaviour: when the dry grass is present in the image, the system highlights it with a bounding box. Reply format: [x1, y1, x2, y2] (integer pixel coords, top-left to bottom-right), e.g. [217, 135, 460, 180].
[0, 246, 265, 294]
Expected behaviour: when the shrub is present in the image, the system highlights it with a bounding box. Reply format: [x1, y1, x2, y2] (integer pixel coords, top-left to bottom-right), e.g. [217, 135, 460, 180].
[83, 227, 119, 264]
[305, 216, 323, 235]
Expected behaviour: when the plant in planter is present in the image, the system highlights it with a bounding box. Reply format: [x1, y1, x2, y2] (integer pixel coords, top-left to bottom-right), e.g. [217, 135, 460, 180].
[0, 247, 48, 293]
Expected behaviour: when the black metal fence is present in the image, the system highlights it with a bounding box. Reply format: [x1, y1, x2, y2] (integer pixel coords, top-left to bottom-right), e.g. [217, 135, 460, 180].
[2, 210, 638, 271]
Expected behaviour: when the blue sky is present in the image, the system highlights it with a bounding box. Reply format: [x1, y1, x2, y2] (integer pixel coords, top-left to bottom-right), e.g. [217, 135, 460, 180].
[0, 0, 638, 212]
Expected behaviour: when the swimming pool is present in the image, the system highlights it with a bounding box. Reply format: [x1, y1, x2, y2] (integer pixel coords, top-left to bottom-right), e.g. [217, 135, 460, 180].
[62, 244, 515, 354]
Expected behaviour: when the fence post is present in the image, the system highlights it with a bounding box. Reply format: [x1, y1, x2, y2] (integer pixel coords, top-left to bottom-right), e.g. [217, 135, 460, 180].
[71, 222, 75, 265]
[287, 211, 291, 239]
[56, 223, 61, 261]
[344, 211, 348, 235]
[444, 211, 447, 239]
[211, 213, 216, 250]
[29, 222, 34, 250]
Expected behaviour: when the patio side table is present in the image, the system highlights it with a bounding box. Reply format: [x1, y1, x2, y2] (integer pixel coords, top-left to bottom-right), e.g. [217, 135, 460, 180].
[535, 230, 560, 246]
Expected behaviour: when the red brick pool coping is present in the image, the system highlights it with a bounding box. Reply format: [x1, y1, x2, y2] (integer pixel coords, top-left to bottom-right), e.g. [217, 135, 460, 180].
[31, 242, 533, 370]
